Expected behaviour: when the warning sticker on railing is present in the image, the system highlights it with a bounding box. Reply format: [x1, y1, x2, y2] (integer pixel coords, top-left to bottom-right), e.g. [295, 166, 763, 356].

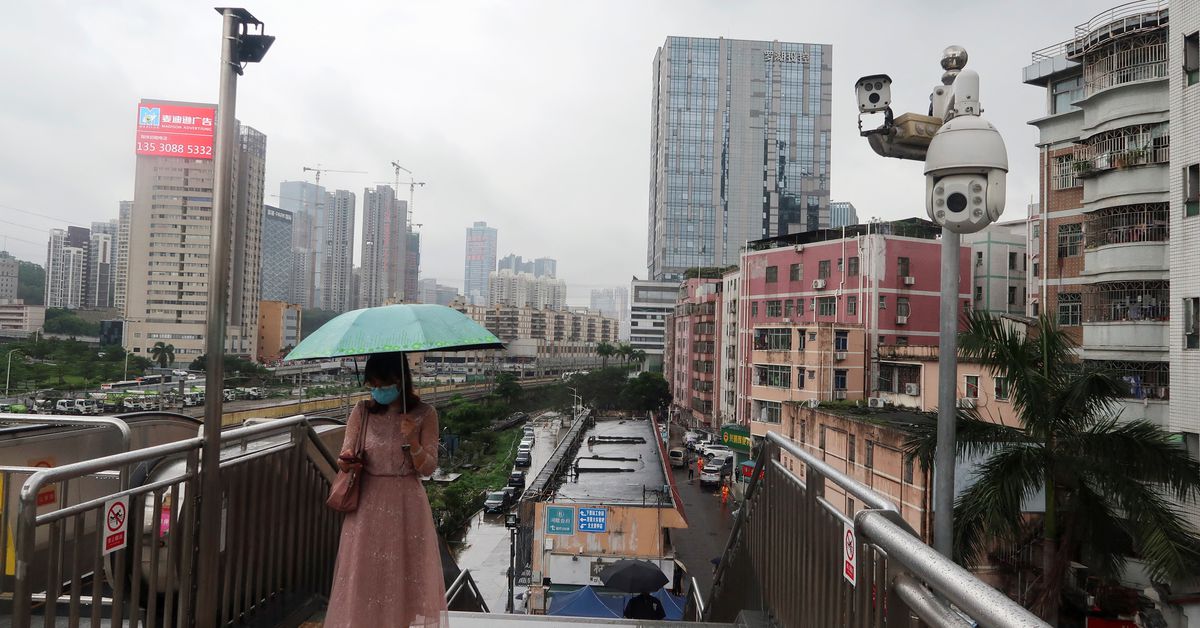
[843, 522, 856, 587]
[102, 497, 129, 555]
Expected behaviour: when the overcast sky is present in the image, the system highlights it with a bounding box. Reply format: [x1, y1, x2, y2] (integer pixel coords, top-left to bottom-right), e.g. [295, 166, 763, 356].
[0, 0, 1119, 305]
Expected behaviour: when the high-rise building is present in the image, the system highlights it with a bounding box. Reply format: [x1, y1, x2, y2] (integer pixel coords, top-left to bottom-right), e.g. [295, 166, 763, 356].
[405, 231, 420, 303]
[488, 269, 566, 310]
[590, 287, 630, 340]
[257, 300, 301, 363]
[533, 257, 556, 279]
[114, 201, 132, 312]
[498, 254, 533, 275]
[647, 36, 833, 281]
[278, 180, 333, 310]
[45, 227, 89, 309]
[359, 185, 407, 308]
[1025, 7, 1170, 432]
[85, 231, 115, 309]
[829, 202, 859, 228]
[464, 221, 498, 304]
[90, 219, 118, 237]
[0, 251, 19, 301]
[123, 99, 265, 364]
[963, 219, 1028, 316]
[417, 278, 460, 306]
[1171, 0, 1200, 529]
[260, 205, 295, 302]
[321, 189, 356, 312]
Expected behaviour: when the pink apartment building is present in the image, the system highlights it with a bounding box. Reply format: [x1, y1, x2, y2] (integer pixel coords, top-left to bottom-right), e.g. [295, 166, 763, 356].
[736, 219, 971, 440]
[665, 278, 723, 428]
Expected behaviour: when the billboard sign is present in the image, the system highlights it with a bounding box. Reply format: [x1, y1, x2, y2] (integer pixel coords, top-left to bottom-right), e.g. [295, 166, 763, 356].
[135, 101, 215, 159]
[546, 506, 574, 535]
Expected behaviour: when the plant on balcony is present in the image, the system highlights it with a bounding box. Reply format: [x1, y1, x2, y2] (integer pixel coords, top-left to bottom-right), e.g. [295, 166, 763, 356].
[906, 311, 1200, 625]
[1071, 159, 1094, 176]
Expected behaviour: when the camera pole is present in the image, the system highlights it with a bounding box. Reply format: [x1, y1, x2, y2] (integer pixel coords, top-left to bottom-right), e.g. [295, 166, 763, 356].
[934, 227, 960, 558]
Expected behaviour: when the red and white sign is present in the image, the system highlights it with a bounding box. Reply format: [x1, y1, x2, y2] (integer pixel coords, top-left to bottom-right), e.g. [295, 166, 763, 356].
[102, 497, 129, 555]
[135, 101, 215, 159]
[843, 522, 857, 587]
[28, 459, 56, 506]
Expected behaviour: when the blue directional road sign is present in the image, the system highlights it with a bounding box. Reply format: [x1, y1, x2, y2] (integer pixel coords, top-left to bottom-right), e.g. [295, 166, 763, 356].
[578, 507, 607, 533]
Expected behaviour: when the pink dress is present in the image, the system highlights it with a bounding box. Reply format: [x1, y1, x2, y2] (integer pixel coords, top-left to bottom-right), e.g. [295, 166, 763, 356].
[324, 400, 447, 627]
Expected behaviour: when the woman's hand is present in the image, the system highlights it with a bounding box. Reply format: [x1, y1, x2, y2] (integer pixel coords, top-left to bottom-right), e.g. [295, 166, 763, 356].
[399, 419, 421, 448]
[337, 456, 363, 473]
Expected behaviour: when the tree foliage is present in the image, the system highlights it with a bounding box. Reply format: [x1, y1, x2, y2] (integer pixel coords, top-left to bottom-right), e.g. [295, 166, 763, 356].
[16, 259, 45, 305]
[188, 353, 269, 383]
[905, 311, 1200, 621]
[42, 308, 100, 336]
[1, 338, 151, 394]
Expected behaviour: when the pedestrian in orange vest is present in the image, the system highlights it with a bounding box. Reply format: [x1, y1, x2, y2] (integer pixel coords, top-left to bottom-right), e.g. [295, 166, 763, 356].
[721, 484, 729, 505]
[696, 458, 705, 477]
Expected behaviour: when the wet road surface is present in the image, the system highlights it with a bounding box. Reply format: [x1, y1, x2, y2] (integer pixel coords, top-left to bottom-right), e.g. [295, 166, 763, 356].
[452, 412, 568, 613]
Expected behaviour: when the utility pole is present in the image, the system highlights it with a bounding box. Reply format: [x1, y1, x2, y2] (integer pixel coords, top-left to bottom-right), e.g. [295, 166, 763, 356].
[853, 46, 1007, 557]
[196, 8, 273, 624]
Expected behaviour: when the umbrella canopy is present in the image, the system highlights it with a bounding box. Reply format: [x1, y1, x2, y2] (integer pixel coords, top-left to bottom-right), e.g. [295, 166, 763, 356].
[598, 559, 669, 594]
[283, 304, 503, 361]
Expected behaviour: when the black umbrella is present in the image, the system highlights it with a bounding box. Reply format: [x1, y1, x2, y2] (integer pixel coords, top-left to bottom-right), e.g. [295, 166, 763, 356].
[598, 559, 669, 593]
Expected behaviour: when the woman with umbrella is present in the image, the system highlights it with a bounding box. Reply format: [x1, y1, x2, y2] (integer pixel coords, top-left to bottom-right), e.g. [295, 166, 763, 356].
[323, 352, 446, 627]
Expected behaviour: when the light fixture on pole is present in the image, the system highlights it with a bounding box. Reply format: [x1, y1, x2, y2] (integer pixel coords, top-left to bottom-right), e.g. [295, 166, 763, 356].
[853, 46, 1007, 558]
[5, 349, 23, 397]
[505, 512, 520, 613]
[195, 8, 274, 624]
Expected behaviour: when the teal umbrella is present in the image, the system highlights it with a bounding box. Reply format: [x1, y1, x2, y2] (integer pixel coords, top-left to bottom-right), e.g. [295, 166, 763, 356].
[283, 304, 503, 360]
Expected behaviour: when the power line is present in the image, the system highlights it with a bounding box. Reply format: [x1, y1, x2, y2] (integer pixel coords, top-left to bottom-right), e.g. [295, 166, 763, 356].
[0, 202, 83, 226]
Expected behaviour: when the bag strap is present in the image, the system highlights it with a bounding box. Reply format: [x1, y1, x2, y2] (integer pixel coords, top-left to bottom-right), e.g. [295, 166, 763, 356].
[353, 401, 370, 456]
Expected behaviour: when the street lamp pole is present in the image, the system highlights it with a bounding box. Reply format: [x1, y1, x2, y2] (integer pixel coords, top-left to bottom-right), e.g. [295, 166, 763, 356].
[5, 349, 22, 397]
[195, 8, 273, 624]
[123, 352, 130, 381]
[505, 512, 520, 613]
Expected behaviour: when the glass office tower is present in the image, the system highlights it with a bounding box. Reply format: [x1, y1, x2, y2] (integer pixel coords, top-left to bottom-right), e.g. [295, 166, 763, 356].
[648, 37, 833, 281]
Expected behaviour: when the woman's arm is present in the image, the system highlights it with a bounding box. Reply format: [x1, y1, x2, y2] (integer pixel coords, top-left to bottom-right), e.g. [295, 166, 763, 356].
[408, 406, 439, 477]
[339, 402, 364, 460]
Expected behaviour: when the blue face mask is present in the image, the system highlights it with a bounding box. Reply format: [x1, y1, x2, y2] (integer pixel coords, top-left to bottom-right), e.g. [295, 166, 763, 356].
[370, 384, 400, 405]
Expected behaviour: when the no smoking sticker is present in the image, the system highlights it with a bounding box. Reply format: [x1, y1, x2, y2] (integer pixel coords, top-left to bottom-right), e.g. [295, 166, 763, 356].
[102, 497, 129, 555]
[843, 521, 856, 587]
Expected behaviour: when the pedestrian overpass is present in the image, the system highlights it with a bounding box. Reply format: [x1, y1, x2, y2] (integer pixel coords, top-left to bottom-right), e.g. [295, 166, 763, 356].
[0, 412, 1046, 627]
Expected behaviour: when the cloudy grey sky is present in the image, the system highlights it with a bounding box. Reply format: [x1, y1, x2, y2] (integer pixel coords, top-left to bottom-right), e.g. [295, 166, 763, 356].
[1, 0, 1118, 305]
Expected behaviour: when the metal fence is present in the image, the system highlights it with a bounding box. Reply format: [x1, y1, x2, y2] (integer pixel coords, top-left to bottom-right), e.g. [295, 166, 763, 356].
[8, 415, 340, 628]
[706, 431, 1048, 628]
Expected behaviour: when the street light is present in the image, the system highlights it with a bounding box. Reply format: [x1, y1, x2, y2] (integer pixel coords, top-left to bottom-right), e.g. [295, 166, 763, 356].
[5, 348, 24, 397]
[505, 512, 520, 613]
[195, 8, 274, 624]
[853, 46, 1007, 558]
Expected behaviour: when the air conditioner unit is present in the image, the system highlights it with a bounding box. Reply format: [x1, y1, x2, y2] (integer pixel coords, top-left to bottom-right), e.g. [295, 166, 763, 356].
[794, 244, 804, 252]
[806, 399, 820, 408]
[834, 351, 848, 361]
[834, 390, 848, 400]
[904, 383, 921, 396]
[812, 279, 826, 289]
[867, 397, 884, 408]
[896, 316, 908, 325]
[903, 276, 916, 285]
[958, 398, 976, 409]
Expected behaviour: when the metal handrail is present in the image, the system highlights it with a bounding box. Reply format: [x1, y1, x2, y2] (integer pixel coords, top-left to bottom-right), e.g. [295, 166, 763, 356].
[766, 431, 899, 514]
[445, 568, 491, 613]
[687, 575, 705, 620]
[0, 413, 132, 455]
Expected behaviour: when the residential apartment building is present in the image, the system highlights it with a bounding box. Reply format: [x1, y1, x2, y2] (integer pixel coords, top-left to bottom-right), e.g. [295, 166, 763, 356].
[630, 279, 678, 371]
[589, 287, 630, 341]
[260, 205, 295, 303]
[665, 278, 722, 427]
[320, 189, 356, 313]
[736, 219, 970, 440]
[718, 269, 741, 425]
[964, 219, 1028, 315]
[829, 202, 859, 228]
[1172, 0, 1200, 539]
[257, 300, 301, 363]
[488, 269, 566, 310]
[464, 221, 497, 305]
[85, 231, 115, 309]
[647, 36, 833, 280]
[44, 227, 89, 310]
[406, 231, 420, 303]
[0, 252, 19, 301]
[277, 180, 342, 310]
[359, 185, 407, 308]
[123, 100, 265, 364]
[1025, 4, 1171, 429]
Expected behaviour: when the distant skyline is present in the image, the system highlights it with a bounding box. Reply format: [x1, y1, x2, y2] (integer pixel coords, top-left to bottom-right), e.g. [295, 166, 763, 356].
[1, 1, 1126, 306]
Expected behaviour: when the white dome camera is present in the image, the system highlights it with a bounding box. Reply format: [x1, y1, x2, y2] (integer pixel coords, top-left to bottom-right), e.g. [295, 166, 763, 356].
[923, 70, 1007, 234]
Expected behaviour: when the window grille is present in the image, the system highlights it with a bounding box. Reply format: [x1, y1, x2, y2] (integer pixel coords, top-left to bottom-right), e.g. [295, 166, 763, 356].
[1081, 34, 1167, 96]
[1081, 280, 1169, 322]
[1084, 203, 1168, 247]
[1072, 122, 1169, 173]
[1086, 359, 1169, 400]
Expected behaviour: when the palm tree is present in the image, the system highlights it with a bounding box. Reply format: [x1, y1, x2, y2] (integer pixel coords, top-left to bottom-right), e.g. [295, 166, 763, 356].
[150, 342, 175, 369]
[615, 343, 633, 365]
[907, 311, 1200, 624]
[629, 349, 647, 371]
[596, 341, 616, 368]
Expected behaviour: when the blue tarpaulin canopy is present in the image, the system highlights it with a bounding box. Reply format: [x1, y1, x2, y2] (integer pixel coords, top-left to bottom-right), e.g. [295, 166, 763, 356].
[549, 585, 686, 620]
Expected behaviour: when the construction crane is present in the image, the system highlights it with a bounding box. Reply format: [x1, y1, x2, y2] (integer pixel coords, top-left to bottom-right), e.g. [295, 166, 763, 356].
[390, 162, 426, 227]
[301, 165, 367, 190]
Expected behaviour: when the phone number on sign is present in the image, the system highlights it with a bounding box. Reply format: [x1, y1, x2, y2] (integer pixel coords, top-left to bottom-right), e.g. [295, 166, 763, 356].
[136, 141, 213, 156]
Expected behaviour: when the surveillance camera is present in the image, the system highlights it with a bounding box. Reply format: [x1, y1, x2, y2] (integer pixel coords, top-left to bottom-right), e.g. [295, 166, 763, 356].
[923, 114, 1008, 234]
[854, 74, 892, 114]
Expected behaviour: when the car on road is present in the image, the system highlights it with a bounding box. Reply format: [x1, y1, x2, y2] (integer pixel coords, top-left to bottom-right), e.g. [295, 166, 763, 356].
[514, 450, 532, 468]
[668, 448, 687, 468]
[517, 439, 534, 454]
[687, 432, 714, 453]
[484, 487, 516, 514]
[507, 471, 526, 492]
[702, 443, 732, 458]
[700, 462, 723, 488]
